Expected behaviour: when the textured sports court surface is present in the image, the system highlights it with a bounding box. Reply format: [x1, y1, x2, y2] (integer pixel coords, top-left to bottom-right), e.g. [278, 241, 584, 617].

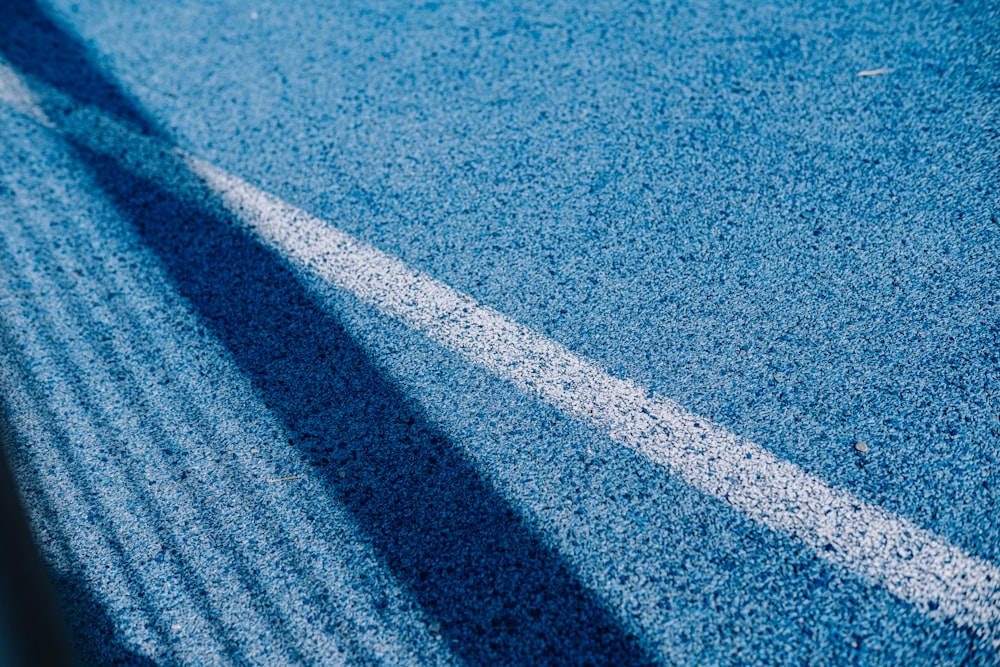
[0, 1, 997, 664]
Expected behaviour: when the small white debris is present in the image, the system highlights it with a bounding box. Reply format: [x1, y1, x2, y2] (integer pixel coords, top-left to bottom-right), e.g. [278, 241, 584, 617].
[266, 475, 302, 483]
[854, 442, 869, 453]
[249, 11, 259, 20]
[857, 66, 890, 77]
[250, 448, 259, 454]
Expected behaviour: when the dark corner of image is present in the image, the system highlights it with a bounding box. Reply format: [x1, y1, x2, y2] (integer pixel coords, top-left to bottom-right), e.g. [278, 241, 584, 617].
[0, 403, 78, 667]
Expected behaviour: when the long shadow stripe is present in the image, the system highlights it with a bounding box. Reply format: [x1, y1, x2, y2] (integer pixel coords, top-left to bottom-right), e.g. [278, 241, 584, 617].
[0, 3, 655, 665]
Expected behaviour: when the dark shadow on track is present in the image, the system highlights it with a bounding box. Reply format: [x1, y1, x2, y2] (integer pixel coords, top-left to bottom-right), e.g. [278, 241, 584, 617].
[0, 403, 79, 667]
[47, 566, 158, 667]
[0, 0, 155, 135]
[0, 2, 654, 664]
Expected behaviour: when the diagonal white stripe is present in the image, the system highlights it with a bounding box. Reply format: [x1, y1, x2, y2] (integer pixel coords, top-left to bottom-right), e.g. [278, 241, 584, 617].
[3, 59, 998, 649]
[190, 158, 1000, 648]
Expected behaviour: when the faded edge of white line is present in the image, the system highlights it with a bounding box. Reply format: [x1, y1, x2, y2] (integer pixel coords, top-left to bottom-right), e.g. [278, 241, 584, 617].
[4, 59, 998, 650]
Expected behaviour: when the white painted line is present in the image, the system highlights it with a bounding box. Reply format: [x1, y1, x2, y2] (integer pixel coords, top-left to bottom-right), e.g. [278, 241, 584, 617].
[4, 61, 999, 648]
[190, 158, 1000, 648]
[0, 58, 54, 127]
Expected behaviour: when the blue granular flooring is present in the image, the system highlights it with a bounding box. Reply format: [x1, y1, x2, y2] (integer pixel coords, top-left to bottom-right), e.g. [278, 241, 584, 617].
[0, 0, 997, 665]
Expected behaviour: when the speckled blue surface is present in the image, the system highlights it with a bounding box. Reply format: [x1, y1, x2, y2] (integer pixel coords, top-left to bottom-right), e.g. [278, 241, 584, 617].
[0, 0, 997, 664]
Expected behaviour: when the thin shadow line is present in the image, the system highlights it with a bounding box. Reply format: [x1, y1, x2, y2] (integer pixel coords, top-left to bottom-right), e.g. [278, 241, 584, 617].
[0, 197, 381, 664]
[0, 369, 157, 667]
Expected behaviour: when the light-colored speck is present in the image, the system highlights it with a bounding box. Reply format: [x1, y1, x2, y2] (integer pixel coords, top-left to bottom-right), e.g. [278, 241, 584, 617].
[855, 442, 869, 453]
[857, 66, 890, 77]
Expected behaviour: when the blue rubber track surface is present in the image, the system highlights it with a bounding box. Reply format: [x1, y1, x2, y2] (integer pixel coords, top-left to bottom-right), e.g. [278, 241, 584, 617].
[0, 0, 997, 665]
